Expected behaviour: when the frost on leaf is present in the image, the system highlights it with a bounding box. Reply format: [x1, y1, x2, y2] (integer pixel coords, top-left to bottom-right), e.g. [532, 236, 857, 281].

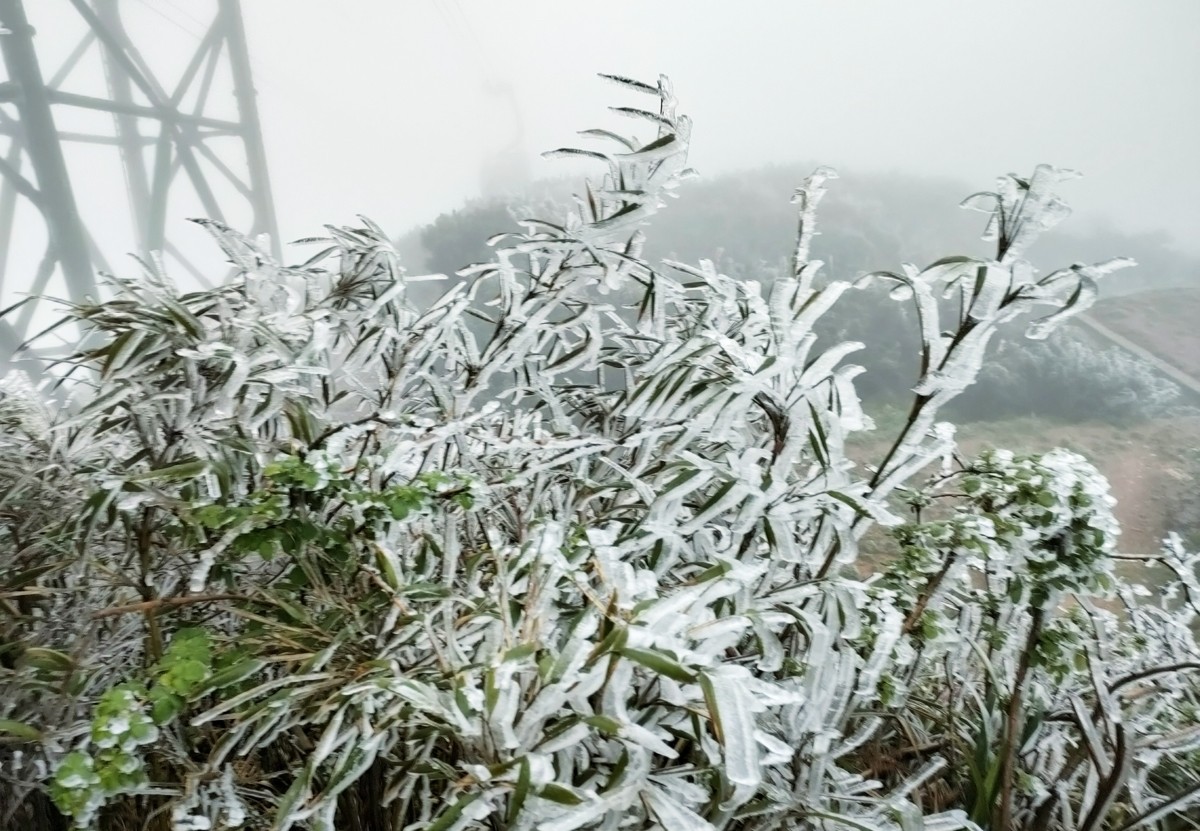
[0, 72, 1196, 831]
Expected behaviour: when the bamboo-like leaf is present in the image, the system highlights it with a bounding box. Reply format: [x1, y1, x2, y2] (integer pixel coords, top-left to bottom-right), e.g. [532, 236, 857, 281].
[620, 647, 696, 683]
[0, 719, 42, 740]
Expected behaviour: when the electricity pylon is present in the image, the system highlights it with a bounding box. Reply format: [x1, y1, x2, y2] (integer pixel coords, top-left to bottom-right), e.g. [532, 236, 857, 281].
[0, 0, 277, 352]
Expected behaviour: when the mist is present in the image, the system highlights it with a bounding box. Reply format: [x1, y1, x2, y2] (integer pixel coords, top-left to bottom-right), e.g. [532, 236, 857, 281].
[236, 1, 1200, 254]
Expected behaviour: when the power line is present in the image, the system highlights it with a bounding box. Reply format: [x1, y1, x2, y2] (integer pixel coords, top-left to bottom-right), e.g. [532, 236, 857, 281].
[160, 0, 208, 32]
[133, 0, 205, 41]
[432, 0, 487, 77]
[448, 0, 487, 61]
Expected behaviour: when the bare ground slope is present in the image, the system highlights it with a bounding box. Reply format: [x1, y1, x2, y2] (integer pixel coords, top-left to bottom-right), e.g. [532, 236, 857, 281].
[1088, 287, 1200, 383]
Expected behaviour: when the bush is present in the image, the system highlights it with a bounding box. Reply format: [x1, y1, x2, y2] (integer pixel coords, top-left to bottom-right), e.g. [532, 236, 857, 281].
[2, 74, 1198, 831]
[415, 184, 1189, 429]
[944, 326, 1183, 424]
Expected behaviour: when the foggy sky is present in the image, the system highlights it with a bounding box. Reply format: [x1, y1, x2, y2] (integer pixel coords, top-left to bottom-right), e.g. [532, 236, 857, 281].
[237, 1, 1200, 253]
[2, 0, 1198, 313]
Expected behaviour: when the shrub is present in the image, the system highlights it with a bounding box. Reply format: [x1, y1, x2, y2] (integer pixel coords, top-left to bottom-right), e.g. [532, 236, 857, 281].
[1, 74, 1198, 831]
[943, 326, 1183, 424]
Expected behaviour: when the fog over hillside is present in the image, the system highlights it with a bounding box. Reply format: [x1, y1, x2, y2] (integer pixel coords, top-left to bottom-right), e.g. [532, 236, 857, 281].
[237, 1, 1200, 257]
[409, 165, 1200, 296]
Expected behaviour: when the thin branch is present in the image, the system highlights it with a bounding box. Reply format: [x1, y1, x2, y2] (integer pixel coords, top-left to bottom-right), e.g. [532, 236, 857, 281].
[90, 592, 244, 620]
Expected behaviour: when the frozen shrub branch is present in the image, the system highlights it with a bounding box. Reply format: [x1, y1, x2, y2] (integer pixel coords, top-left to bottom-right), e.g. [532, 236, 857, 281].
[0, 74, 1196, 831]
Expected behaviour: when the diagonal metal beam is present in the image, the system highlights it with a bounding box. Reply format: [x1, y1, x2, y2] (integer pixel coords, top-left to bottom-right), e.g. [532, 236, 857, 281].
[172, 123, 227, 223]
[47, 30, 96, 90]
[45, 88, 241, 130]
[145, 126, 174, 252]
[0, 0, 94, 304]
[97, 0, 150, 248]
[0, 148, 42, 209]
[170, 18, 222, 107]
[190, 135, 253, 198]
[12, 245, 62, 337]
[190, 34, 224, 119]
[165, 239, 215, 288]
[221, 0, 278, 256]
[65, 0, 166, 108]
[0, 140, 21, 289]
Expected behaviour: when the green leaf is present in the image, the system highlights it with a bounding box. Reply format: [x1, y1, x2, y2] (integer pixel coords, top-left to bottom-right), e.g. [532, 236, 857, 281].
[272, 767, 313, 831]
[18, 647, 74, 674]
[601, 748, 630, 794]
[146, 685, 181, 725]
[127, 458, 208, 483]
[656, 467, 707, 500]
[401, 582, 451, 601]
[0, 719, 42, 740]
[585, 624, 629, 667]
[100, 328, 148, 378]
[507, 757, 531, 824]
[585, 715, 622, 736]
[538, 783, 585, 805]
[266, 593, 310, 624]
[503, 643, 538, 663]
[827, 490, 870, 518]
[426, 793, 481, 831]
[619, 647, 696, 683]
[374, 545, 402, 589]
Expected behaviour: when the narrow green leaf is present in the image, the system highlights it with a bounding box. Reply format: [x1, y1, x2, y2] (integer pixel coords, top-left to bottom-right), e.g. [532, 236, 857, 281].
[0, 719, 42, 741]
[426, 793, 481, 831]
[507, 757, 531, 825]
[619, 647, 696, 683]
[192, 658, 264, 697]
[538, 783, 585, 806]
[128, 459, 208, 482]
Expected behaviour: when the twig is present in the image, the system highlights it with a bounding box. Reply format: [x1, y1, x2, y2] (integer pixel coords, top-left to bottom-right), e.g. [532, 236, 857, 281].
[91, 593, 244, 620]
[902, 553, 958, 635]
[996, 606, 1044, 830]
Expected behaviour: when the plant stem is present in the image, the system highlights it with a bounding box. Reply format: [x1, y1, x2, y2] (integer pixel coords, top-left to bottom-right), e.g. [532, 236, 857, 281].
[902, 553, 958, 635]
[136, 508, 164, 661]
[91, 593, 245, 619]
[996, 605, 1044, 830]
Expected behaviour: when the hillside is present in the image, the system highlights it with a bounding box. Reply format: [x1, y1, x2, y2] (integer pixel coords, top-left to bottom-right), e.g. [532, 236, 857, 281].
[408, 167, 1200, 297]
[1087, 286, 1200, 386]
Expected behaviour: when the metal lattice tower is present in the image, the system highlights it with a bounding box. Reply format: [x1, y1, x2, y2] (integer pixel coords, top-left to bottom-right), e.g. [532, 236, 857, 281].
[0, 0, 277, 352]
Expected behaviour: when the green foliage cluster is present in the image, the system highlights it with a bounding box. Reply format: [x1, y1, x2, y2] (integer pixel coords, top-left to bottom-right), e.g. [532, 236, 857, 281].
[51, 630, 213, 826]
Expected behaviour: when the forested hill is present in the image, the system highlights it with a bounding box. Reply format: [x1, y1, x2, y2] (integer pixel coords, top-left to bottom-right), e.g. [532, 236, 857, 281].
[403, 163, 1199, 297]
[396, 164, 1198, 428]
[1087, 286, 1200, 386]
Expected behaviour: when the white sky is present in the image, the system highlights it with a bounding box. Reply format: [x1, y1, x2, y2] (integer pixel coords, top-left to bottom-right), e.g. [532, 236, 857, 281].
[1, 0, 1198, 319]
[237, 0, 1200, 251]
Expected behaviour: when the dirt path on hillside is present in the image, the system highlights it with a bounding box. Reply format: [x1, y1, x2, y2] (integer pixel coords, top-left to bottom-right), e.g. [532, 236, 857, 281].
[1090, 288, 1200, 383]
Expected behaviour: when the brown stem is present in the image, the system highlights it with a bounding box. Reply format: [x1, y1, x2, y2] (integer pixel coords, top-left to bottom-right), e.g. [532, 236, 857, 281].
[136, 508, 164, 660]
[902, 553, 958, 635]
[996, 606, 1044, 831]
[91, 593, 244, 620]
